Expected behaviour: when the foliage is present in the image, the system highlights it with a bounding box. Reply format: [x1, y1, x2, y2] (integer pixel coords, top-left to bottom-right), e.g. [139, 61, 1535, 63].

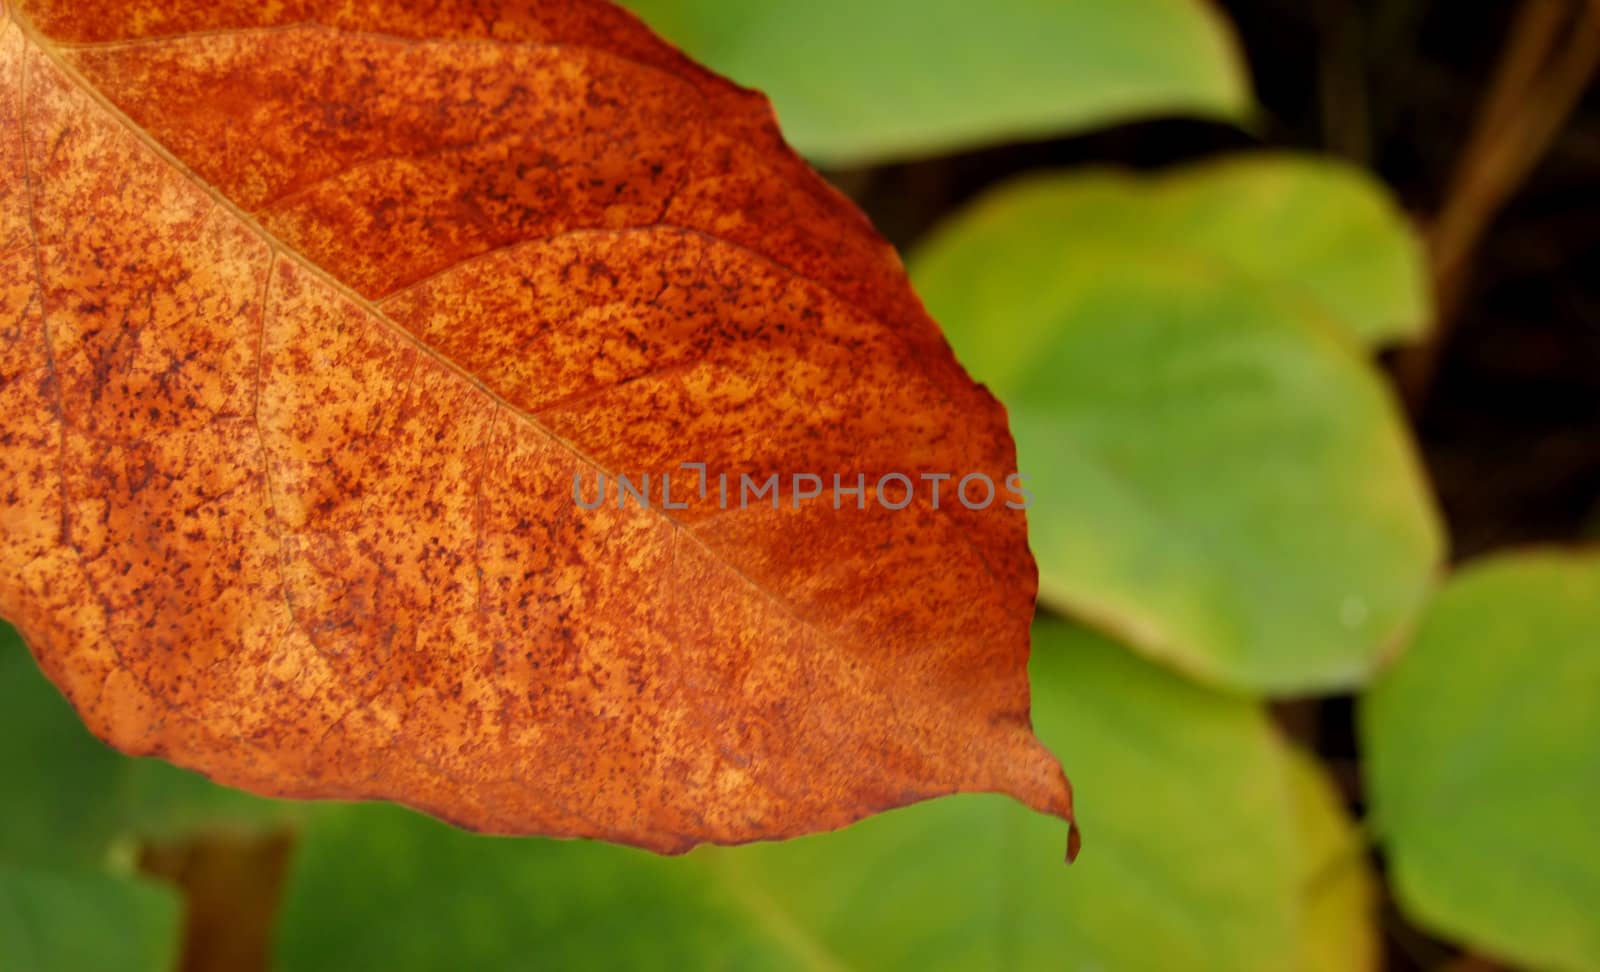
[0, 1, 1595, 970]
[1362, 553, 1600, 972]
[620, 0, 1251, 164]
[910, 160, 1442, 692]
[0, 865, 179, 972]
[272, 623, 1357, 971]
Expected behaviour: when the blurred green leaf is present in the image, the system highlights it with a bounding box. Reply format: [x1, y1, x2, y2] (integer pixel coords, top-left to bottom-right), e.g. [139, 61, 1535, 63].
[0, 621, 294, 868]
[278, 622, 1334, 971]
[1289, 748, 1379, 972]
[0, 623, 137, 868]
[619, 0, 1252, 164]
[909, 169, 1443, 693]
[1362, 552, 1600, 972]
[275, 806, 783, 971]
[0, 865, 179, 972]
[914, 157, 1428, 347]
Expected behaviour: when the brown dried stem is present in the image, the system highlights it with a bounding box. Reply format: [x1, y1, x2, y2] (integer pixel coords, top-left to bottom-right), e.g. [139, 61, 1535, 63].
[1397, 0, 1600, 413]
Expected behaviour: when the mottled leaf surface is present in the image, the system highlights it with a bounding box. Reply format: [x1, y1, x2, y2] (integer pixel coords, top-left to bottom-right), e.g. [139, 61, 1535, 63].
[0, 0, 1069, 853]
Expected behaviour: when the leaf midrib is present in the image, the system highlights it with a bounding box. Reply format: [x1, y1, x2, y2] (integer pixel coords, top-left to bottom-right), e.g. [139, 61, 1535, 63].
[9, 9, 861, 653]
[9, 7, 1054, 844]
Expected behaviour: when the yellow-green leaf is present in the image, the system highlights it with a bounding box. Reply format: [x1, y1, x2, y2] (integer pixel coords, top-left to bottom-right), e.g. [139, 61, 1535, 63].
[277, 622, 1344, 971]
[916, 157, 1429, 347]
[1362, 552, 1600, 972]
[910, 167, 1444, 692]
[1290, 748, 1379, 972]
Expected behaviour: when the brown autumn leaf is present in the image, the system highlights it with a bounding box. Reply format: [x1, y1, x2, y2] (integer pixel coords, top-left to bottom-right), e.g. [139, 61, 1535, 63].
[0, 0, 1074, 854]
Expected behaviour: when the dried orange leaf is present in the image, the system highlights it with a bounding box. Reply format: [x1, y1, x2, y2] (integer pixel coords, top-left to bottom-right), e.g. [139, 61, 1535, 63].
[0, 0, 1072, 853]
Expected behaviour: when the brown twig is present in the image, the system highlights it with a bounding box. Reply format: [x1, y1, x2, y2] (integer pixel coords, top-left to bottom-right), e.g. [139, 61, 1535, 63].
[1396, 0, 1600, 414]
[140, 830, 296, 972]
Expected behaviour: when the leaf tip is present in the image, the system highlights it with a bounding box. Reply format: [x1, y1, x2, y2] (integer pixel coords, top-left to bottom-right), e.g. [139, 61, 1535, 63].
[993, 732, 1079, 861]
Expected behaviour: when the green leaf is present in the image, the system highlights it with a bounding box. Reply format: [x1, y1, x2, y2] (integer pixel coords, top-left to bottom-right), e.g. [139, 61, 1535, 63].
[619, 0, 1252, 164]
[1289, 748, 1379, 972]
[909, 167, 1443, 693]
[0, 621, 293, 868]
[915, 157, 1428, 347]
[278, 622, 1324, 971]
[1362, 552, 1600, 972]
[275, 806, 783, 971]
[0, 865, 180, 972]
[702, 622, 1304, 971]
